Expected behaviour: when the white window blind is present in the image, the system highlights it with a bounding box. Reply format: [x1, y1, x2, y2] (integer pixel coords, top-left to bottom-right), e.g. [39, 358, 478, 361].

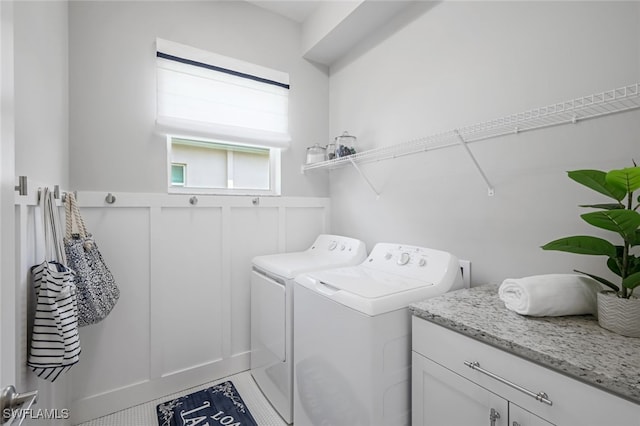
[156, 38, 291, 149]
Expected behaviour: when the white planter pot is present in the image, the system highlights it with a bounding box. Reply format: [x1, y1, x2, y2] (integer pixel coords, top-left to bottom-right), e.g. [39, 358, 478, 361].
[597, 290, 640, 338]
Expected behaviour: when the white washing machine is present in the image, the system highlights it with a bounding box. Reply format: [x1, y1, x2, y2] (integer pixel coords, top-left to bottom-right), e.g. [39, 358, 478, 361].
[250, 234, 367, 424]
[293, 243, 463, 426]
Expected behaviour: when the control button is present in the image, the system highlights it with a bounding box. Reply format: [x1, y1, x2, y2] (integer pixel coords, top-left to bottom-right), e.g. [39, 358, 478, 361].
[419, 258, 427, 267]
[328, 241, 337, 251]
[340, 244, 346, 251]
[384, 252, 392, 260]
[397, 252, 410, 265]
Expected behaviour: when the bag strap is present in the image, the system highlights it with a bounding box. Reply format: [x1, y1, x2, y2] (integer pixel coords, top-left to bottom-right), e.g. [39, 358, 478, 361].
[40, 188, 53, 261]
[64, 192, 88, 239]
[50, 191, 67, 264]
[40, 187, 67, 264]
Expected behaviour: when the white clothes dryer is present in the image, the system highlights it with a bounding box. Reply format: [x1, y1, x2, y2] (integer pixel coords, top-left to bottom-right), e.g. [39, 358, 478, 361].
[250, 234, 367, 424]
[293, 243, 463, 426]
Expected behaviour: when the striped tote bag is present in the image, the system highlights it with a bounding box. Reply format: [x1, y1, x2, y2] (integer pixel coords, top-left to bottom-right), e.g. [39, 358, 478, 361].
[27, 188, 81, 382]
[28, 261, 81, 381]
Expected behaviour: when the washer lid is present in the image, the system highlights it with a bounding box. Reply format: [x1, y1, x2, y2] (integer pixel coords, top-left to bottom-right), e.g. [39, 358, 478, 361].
[296, 265, 461, 316]
[307, 266, 433, 299]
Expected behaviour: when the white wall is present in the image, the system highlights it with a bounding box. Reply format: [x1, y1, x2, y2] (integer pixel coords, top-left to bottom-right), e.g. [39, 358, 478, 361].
[68, 0, 329, 196]
[13, 191, 329, 424]
[14, 0, 69, 190]
[13, 3, 70, 425]
[328, 1, 640, 286]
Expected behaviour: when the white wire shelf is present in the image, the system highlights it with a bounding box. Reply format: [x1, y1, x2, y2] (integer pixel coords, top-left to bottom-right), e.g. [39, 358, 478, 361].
[301, 83, 640, 187]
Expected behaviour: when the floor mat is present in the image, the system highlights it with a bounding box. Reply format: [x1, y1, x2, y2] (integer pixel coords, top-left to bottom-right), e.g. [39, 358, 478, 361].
[156, 380, 258, 426]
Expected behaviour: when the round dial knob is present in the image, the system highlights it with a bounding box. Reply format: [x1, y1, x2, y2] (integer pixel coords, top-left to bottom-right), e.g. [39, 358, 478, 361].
[397, 252, 411, 265]
[340, 244, 346, 251]
[419, 258, 427, 267]
[384, 252, 392, 260]
[328, 241, 338, 251]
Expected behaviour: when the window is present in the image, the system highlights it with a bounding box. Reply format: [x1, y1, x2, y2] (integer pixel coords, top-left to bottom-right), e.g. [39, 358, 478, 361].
[156, 38, 289, 195]
[170, 163, 186, 186]
[167, 136, 280, 194]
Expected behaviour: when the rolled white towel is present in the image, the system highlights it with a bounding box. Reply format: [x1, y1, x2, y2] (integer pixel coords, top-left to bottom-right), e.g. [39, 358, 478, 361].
[498, 274, 602, 317]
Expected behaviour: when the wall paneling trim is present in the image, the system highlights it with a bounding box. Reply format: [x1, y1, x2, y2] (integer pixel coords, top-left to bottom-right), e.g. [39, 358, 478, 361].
[15, 190, 329, 424]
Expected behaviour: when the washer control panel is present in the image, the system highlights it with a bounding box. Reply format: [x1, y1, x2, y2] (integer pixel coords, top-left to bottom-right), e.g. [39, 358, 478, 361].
[364, 243, 458, 282]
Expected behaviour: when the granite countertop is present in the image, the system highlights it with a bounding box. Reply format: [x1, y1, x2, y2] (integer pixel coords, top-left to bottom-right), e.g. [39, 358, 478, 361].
[409, 284, 640, 405]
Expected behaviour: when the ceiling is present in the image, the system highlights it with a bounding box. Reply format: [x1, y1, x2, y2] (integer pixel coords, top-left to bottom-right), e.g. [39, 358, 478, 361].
[245, 1, 322, 23]
[244, 0, 414, 65]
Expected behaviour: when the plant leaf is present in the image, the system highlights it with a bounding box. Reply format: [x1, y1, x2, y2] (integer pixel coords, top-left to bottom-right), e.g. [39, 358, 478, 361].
[622, 271, 640, 290]
[541, 236, 617, 257]
[568, 170, 626, 201]
[606, 166, 640, 194]
[608, 253, 640, 278]
[574, 269, 620, 292]
[579, 203, 624, 210]
[580, 210, 640, 240]
[630, 230, 640, 247]
[607, 256, 622, 277]
[627, 255, 640, 276]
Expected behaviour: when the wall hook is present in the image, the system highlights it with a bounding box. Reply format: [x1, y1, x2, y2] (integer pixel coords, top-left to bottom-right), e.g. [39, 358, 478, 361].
[252, 198, 260, 206]
[189, 196, 198, 205]
[105, 193, 116, 204]
[14, 176, 27, 196]
[61, 191, 77, 203]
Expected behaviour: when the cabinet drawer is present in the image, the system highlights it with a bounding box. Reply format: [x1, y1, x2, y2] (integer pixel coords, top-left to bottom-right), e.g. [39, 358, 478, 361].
[412, 317, 640, 426]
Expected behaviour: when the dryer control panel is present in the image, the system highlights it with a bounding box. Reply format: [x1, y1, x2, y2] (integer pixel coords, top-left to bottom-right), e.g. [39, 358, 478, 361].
[309, 234, 366, 255]
[364, 243, 462, 285]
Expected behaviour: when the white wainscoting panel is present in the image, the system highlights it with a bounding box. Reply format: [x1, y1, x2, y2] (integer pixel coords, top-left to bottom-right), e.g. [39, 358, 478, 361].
[69, 208, 151, 400]
[229, 207, 280, 358]
[14, 191, 330, 425]
[156, 207, 225, 376]
[285, 207, 328, 252]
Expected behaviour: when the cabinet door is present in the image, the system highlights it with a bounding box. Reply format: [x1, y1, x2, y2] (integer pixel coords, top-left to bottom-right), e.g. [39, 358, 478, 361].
[412, 352, 508, 426]
[509, 403, 555, 426]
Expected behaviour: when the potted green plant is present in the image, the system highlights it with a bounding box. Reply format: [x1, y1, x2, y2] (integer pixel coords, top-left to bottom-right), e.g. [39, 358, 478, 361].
[542, 164, 640, 337]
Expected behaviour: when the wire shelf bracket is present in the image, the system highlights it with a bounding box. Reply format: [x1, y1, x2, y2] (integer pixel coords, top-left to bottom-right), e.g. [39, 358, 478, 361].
[454, 130, 495, 196]
[348, 156, 381, 198]
[302, 82, 640, 196]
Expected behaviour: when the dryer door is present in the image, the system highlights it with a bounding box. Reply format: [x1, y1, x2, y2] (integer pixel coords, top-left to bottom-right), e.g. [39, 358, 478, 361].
[250, 269, 293, 423]
[250, 270, 286, 370]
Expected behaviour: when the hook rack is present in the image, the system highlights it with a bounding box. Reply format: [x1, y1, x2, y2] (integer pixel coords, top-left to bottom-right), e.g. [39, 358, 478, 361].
[301, 82, 640, 197]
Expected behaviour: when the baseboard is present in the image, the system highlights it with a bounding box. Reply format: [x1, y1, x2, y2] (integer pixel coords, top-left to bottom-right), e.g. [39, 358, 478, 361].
[70, 353, 250, 424]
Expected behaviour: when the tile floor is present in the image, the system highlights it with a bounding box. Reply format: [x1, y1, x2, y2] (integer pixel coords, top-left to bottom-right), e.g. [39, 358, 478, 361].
[75, 371, 287, 426]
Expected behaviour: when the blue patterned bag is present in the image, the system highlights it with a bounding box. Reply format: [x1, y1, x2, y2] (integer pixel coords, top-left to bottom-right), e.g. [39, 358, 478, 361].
[64, 193, 119, 327]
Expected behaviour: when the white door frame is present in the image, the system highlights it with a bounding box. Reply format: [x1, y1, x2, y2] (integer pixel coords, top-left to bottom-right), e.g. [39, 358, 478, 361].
[1, 0, 16, 392]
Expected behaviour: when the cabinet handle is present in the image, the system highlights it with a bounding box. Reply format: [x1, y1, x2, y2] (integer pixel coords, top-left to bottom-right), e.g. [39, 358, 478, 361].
[490, 408, 501, 426]
[464, 360, 553, 406]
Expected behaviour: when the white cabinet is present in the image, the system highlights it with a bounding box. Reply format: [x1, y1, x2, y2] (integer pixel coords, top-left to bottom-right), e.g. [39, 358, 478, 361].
[411, 317, 640, 426]
[510, 403, 554, 426]
[412, 352, 553, 426]
[412, 351, 509, 426]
